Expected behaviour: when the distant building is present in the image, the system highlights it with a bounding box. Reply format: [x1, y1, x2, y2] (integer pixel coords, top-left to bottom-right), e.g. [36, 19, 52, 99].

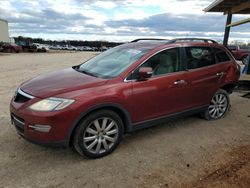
[0, 19, 10, 43]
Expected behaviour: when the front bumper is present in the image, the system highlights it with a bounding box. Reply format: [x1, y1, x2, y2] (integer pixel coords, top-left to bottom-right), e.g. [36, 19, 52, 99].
[10, 94, 78, 147]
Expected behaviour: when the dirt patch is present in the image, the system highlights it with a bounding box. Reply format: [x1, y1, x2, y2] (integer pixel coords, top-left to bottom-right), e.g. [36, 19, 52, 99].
[189, 145, 250, 188]
[140, 145, 250, 188]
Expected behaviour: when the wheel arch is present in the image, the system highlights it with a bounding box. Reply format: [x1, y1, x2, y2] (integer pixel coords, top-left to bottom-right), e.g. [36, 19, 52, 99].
[67, 103, 132, 147]
[221, 83, 237, 94]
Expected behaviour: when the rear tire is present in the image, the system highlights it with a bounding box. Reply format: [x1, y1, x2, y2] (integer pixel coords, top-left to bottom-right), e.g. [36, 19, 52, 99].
[73, 110, 124, 158]
[203, 89, 230, 120]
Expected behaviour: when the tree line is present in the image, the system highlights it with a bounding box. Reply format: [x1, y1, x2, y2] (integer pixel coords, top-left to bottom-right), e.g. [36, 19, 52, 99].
[14, 36, 123, 47]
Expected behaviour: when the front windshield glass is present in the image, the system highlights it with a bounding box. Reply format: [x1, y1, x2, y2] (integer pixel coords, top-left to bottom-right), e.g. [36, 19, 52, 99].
[78, 46, 149, 78]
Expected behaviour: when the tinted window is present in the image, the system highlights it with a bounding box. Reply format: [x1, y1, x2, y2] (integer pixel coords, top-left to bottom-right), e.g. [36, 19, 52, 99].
[214, 48, 230, 63]
[185, 47, 215, 69]
[137, 48, 180, 77]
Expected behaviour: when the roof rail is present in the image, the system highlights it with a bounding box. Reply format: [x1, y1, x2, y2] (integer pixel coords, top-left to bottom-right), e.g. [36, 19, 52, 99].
[167, 38, 218, 44]
[131, 38, 167, 43]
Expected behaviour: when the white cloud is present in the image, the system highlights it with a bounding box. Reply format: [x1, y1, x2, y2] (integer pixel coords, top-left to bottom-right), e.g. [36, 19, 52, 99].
[93, 1, 117, 9]
[0, 0, 249, 42]
[0, 0, 13, 10]
[114, 9, 149, 20]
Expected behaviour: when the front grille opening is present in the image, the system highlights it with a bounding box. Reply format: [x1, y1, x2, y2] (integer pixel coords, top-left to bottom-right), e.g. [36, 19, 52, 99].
[12, 114, 24, 122]
[11, 114, 25, 134]
[14, 92, 31, 103]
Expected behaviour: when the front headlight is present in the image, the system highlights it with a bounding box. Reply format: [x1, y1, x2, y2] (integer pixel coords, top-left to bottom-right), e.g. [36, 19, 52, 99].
[29, 97, 75, 111]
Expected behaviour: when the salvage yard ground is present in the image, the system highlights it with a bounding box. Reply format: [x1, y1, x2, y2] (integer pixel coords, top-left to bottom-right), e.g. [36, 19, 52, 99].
[0, 52, 249, 188]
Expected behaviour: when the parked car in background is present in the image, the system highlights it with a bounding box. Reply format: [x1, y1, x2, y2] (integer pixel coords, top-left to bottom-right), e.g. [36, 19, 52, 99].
[76, 46, 82, 51]
[0, 42, 3, 52]
[56, 45, 63, 50]
[10, 38, 240, 158]
[2, 43, 22, 53]
[228, 45, 250, 63]
[15, 40, 37, 52]
[22, 44, 37, 52]
[68, 46, 77, 51]
[33, 43, 49, 52]
[82, 46, 93, 51]
[61, 45, 68, 50]
[100, 46, 108, 51]
[60, 45, 77, 51]
[49, 45, 63, 50]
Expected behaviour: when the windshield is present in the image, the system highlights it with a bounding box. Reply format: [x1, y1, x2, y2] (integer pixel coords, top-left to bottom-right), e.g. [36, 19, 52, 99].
[77, 45, 149, 78]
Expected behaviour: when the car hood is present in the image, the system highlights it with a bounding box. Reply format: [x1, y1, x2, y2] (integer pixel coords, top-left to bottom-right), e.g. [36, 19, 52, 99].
[20, 68, 108, 98]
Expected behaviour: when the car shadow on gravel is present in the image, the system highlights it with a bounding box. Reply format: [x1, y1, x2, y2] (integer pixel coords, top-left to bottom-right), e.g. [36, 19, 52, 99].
[120, 115, 202, 148]
[15, 115, 201, 161]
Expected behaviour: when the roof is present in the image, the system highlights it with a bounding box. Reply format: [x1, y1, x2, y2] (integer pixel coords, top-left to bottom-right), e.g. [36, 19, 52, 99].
[121, 38, 222, 51]
[122, 41, 166, 50]
[204, 0, 250, 14]
[0, 18, 8, 23]
[227, 17, 250, 27]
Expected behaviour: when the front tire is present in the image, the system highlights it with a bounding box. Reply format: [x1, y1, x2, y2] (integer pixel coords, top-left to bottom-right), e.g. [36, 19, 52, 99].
[73, 110, 124, 158]
[203, 89, 230, 120]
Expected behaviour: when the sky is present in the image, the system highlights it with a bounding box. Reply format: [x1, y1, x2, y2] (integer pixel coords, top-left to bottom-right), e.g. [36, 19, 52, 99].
[0, 0, 249, 42]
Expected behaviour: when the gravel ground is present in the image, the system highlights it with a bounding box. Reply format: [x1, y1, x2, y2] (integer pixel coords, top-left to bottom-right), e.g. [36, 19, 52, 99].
[0, 52, 249, 188]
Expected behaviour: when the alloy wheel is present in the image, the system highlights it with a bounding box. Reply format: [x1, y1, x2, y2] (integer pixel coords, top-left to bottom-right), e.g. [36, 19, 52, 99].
[208, 93, 228, 119]
[83, 117, 119, 154]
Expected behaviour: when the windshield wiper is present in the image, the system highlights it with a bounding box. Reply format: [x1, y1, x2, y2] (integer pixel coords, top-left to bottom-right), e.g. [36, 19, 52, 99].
[80, 70, 98, 77]
[73, 67, 98, 77]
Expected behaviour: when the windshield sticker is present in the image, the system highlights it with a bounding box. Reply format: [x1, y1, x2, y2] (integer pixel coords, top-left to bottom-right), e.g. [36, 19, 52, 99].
[127, 49, 142, 55]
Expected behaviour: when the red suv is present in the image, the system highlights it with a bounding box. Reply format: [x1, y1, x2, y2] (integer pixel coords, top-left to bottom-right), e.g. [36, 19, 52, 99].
[228, 45, 249, 63]
[2, 43, 22, 53]
[10, 38, 240, 158]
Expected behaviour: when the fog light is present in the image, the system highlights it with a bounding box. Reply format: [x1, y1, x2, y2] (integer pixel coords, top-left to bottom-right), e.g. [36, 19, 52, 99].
[29, 124, 51, 133]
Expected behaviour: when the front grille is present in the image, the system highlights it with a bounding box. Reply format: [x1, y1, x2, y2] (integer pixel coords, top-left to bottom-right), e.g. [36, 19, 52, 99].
[14, 88, 34, 103]
[14, 92, 30, 103]
[11, 114, 25, 134]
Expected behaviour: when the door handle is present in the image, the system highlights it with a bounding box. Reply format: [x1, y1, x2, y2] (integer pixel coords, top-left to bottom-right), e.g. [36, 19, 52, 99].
[216, 72, 225, 76]
[174, 80, 187, 85]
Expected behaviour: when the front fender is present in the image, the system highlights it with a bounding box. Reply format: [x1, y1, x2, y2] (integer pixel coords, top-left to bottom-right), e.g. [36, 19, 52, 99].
[65, 102, 132, 147]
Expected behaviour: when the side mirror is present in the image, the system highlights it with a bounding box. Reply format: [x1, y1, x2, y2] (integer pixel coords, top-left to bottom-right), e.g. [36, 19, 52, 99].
[138, 67, 153, 81]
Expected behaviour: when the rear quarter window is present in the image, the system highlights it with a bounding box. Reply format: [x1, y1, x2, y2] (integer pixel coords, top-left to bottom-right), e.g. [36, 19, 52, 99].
[214, 48, 231, 63]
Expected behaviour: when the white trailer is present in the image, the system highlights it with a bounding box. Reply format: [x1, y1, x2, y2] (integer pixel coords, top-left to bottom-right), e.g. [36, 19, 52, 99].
[0, 19, 10, 43]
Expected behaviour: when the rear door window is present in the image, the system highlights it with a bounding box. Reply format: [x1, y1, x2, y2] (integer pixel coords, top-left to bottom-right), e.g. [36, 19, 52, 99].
[185, 47, 215, 70]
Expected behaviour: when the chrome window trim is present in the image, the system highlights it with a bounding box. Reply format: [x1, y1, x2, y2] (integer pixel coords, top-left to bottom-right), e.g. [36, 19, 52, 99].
[18, 88, 35, 99]
[124, 46, 180, 82]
